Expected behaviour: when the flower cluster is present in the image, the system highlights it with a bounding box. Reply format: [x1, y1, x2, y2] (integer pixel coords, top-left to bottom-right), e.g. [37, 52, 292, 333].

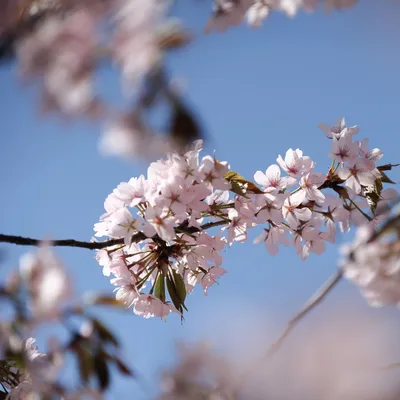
[0, 245, 134, 397]
[94, 117, 398, 319]
[206, 0, 358, 31]
[340, 206, 400, 308]
[1, 0, 362, 161]
[16, 0, 168, 117]
[7, 0, 196, 159]
[4, 337, 62, 399]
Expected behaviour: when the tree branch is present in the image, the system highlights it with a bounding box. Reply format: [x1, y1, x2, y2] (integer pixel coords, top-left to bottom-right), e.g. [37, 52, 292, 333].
[0, 233, 145, 250]
[380, 362, 400, 371]
[234, 269, 343, 394]
[200, 219, 230, 230]
[263, 269, 342, 358]
[0, 220, 229, 251]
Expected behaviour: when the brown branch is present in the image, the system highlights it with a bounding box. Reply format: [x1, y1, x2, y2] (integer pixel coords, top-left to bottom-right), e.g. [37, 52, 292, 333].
[0, 233, 146, 250]
[0, 220, 229, 251]
[263, 269, 343, 359]
[200, 219, 230, 230]
[380, 362, 400, 371]
[233, 269, 343, 395]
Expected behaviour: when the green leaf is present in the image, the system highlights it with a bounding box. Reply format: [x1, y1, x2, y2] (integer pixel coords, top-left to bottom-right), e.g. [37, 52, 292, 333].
[380, 171, 396, 184]
[377, 163, 400, 171]
[169, 100, 202, 147]
[224, 171, 263, 195]
[172, 270, 187, 304]
[224, 171, 245, 181]
[166, 272, 188, 313]
[166, 274, 182, 313]
[154, 273, 166, 303]
[85, 294, 125, 308]
[92, 319, 119, 347]
[94, 352, 110, 391]
[75, 345, 93, 384]
[230, 181, 249, 197]
[114, 358, 134, 377]
[333, 185, 349, 199]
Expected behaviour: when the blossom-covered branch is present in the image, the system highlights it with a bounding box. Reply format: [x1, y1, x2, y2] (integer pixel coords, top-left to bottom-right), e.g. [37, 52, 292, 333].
[89, 117, 398, 319]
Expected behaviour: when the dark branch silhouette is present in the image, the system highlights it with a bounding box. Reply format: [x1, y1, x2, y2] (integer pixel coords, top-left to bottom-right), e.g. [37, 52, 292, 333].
[0, 234, 142, 250]
[0, 220, 229, 251]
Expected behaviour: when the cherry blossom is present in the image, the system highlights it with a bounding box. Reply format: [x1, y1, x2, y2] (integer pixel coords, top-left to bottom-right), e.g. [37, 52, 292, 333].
[298, 172, 325, 205]
[254, 225, 290, 255]
[318, 116, 359, 140]
[19, 244, 71, 318]
[337, 161, 376, 194]
[255, 193, 285, 225]
[282, 192, 313, 229]
[358, 138, 383, 170]
[254, 164, 296, 193]
[246, 1, 270, 27]
[277, 148, 313, 178]
[144, 206, 176, 241]
[92, 119, 398, 318]
[329, 135, 359, 163]
[340, 223, 400, 308]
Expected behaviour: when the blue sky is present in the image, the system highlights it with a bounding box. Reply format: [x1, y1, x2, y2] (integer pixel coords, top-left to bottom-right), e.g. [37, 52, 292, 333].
[1, 1, 400, 398]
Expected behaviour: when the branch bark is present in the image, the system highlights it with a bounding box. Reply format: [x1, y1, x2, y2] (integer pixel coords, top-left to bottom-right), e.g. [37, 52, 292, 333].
[0, 220, 229, 251]
[0, 233, 144, 250]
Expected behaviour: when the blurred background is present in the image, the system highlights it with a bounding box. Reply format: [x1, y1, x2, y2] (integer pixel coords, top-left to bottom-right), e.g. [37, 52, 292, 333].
[1, 1, 400, 398]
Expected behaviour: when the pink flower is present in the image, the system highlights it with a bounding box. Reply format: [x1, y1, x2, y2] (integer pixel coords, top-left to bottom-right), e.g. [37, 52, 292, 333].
[200, 266, 227, 295]
[113, 175, 147, 207]
[95, 249, 112, 277]
[294, 224, 326, 260]
[108, 207, 142, 245]
[318, 117, 359, 139]
[144, 206, 176, 241]
[158, 177, 192, 215]
[199, 156, 231, 190]
[19, 245, 71, 319]
[134, 294, 177, 318]
[279, 0, 303, 17]
[277, 148, 313, 178]
[225, 208, 252, 245]
[112, 0, 164, 84]
[254, 164, 296, 193]
[205, 0, 253, 33]
[17, 10, 98, 116]
[246, 2, 270, 27]
[254, 226, 290, 255]
[282, 192, 312, 228]
[358, 139, 383, 171]
[338, 161, 376, 194]
[205, 190, 230, 206]
[255, 193, 284, 225]
[329, 136, 358, 163]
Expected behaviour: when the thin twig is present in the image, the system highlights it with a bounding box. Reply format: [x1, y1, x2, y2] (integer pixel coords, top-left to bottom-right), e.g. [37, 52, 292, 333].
[380, 362, 400, 371]
[200, 219, 230, 230]
[264, 269, 342, 357]
[234, 269, 343, 394]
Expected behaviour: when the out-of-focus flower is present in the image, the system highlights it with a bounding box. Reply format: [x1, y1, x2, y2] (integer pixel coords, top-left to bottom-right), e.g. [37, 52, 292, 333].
[19, 243, 72, 318]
